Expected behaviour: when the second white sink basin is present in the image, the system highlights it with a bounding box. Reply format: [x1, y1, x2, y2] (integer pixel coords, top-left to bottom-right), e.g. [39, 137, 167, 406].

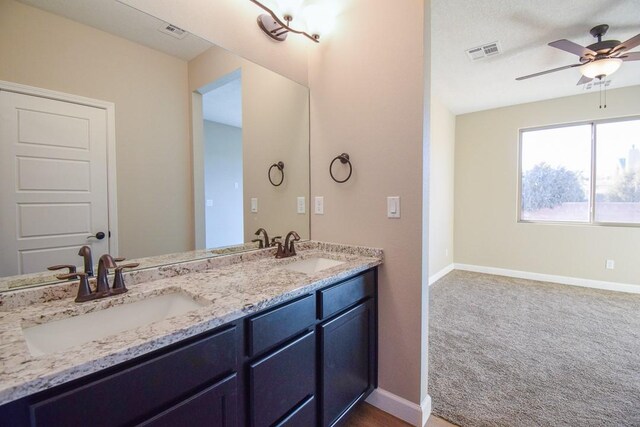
[22, 292, 205, 357]
[282, 257, 345, 274]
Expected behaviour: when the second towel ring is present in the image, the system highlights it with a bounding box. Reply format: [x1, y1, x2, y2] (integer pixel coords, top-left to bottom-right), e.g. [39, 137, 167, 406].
[330, 153, 352, 183]
[268, 161, 285, 186]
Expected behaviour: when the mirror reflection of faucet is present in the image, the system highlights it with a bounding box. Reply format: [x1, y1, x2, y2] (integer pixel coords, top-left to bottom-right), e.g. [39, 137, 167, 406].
[254, 228, 271, 248]
[77, 246, 94, 276]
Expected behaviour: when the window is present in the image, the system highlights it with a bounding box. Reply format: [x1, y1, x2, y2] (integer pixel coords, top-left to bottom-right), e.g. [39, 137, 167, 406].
[519, 117, 640, 225]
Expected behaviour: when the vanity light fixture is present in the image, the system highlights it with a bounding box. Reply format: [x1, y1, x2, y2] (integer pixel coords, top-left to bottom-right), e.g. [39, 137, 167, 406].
[249, 0, 335, 43]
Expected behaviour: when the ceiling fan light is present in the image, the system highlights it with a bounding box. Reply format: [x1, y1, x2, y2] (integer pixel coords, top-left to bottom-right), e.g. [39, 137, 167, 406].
[580, 58, 623, 78]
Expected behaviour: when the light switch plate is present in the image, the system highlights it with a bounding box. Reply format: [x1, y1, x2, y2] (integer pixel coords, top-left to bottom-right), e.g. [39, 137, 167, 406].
[314, 196, 324, 215]
[387, 196, 400, 218]
[251, 198, 258, 213]
[297, 196, 306, 214]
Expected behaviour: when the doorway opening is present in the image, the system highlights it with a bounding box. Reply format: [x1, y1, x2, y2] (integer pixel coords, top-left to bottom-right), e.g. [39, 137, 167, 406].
[200, 70, 243, 248]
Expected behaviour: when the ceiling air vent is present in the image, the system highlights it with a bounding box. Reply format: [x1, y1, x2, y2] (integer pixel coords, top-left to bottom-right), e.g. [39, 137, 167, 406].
[466, 41, 501, 61]
[584, 79, 611, 90]
[158, 23, 188, 39]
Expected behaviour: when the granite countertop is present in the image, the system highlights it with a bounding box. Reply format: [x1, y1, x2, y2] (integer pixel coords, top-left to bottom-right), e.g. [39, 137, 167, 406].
[0, 241, 382, 405]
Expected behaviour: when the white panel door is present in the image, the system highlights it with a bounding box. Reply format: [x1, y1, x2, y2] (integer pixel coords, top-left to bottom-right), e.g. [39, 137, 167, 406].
[0, 91, 109, 276]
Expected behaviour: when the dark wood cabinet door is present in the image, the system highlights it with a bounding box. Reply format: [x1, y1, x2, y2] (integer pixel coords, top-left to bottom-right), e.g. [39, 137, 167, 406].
[249, 330, 316, 427]
[320, 300, 374, 427]
[139, 374, 237, 427]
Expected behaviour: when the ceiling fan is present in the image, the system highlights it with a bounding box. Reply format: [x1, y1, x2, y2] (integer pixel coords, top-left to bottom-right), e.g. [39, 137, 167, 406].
[516, 24, 640, 85]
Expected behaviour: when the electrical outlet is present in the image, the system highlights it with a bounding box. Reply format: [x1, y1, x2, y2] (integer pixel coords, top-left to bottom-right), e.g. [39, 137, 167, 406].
[606, 259, 615, 270]
[297, 197, 306, 214]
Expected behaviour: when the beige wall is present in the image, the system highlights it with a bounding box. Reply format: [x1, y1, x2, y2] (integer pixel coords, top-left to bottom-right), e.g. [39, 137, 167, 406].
[309, 0, 427, 404]
[189, 46, 310, 244]
[455, 85, 640, 286]
[429, 97, 455, 277]
[0, 0, 192, 259]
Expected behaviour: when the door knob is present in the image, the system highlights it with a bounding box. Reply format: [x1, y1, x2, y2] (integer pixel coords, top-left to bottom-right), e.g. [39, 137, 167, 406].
[87, 232, 106, 240]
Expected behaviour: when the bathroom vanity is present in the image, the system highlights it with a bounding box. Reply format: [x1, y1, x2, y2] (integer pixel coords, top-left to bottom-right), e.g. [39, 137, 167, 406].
[0, 243, 382, 426]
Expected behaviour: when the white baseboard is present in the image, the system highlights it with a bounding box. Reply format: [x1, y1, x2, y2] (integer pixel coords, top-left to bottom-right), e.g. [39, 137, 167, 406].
[429, 264, 455, 286]
[420, 394, 432, 426]
[366, 389, 432, 426]
[454, 263, 640, 294]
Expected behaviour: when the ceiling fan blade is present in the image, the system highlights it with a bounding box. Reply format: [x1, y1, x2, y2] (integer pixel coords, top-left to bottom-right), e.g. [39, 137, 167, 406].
[621, 51, 640, 61]
[611, 33, 640, 54]
[548, 39, 596, 57]
[516, 63, 581, 81]
[576, 75, 593, 85]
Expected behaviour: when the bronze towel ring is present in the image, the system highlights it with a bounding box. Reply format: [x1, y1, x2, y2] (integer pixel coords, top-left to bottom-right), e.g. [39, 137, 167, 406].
[268, 161, 285, 186]
[330, 153, 352, 183]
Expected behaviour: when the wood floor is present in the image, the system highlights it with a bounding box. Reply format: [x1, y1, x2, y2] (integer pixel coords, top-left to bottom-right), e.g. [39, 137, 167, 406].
[344, 402, 457, 427]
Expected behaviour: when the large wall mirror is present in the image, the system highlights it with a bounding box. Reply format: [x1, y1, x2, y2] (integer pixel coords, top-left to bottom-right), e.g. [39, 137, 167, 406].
[0, 0, 310, 290]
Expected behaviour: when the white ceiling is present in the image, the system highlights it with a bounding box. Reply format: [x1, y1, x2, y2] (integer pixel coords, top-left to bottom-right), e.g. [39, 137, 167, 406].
[202, 78, 243, 128]
[20, 0, 639, 116]
[18, 0, 212, 61]
[432, 0, 640, 114]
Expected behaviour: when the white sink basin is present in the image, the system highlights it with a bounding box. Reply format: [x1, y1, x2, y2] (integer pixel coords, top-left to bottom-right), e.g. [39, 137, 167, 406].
[22, 292, 205, 356]
[282, 257, 345, 274]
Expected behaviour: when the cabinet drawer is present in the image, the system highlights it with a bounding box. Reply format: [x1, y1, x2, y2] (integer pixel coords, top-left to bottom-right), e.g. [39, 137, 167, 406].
[246, 294, 315, 356]
[318, 270, 374, 319]
[30, 326, 237, 427]
[139, 374, 237, 427]
[249, 330, 315, 427]
[274, 395, 316, 427]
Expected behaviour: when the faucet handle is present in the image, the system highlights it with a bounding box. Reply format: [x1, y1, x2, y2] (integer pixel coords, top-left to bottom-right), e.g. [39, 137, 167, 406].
[111, 263, 139, 294]
[48, 264, 77, 278]
[113, 257, 126, 263]
[251, 238, 264, 249]
[58, 272, 95, 303]
[270, 236, 282, 247]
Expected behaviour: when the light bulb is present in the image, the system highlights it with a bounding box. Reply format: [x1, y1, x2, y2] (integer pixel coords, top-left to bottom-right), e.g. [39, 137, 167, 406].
[302, 3, 336, 39]
[579, 58, 623, 79]
[273, 0, 305, 20]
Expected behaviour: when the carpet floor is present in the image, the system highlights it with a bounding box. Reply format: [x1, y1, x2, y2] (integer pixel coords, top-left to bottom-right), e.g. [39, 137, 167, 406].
[428, 270, 640, 427]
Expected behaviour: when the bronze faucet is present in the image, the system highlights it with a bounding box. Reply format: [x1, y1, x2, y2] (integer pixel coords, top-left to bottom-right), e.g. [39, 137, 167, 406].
[77, 246, 94, 276]
[276, 231, 300, 258]
[52, 253, 137, 303]
[254, 228, 270, 248]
